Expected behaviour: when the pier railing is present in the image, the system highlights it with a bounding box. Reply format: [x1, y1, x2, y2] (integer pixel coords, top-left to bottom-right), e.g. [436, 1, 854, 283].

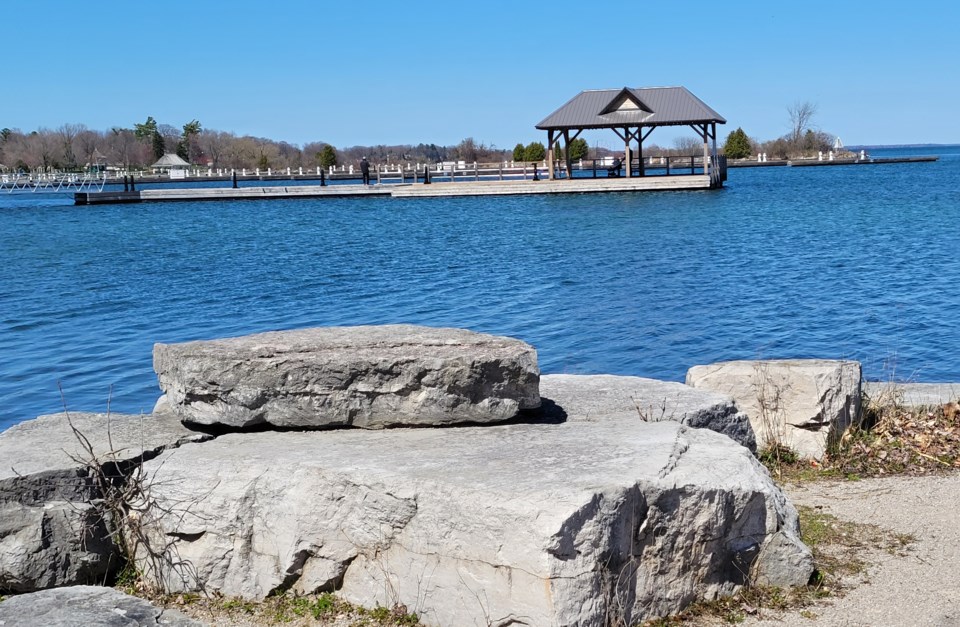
[374, 162, 552, 184]
[1, 172, 108, 193]
[580, 155, 719, 179]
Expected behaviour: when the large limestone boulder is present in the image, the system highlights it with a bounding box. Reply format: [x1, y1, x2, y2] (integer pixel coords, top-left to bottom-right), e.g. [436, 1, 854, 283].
[0, 585, 201, 626]
[540, 374, 757, 451]
[0, 409, 210, 593]
[686, 360, 861, 459]
[137, 420, 812, 625]
[154, 325, 540, 429]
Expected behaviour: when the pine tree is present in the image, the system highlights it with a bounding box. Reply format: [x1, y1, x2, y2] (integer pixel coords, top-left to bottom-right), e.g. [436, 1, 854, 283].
[569, 138, 589, 161]
[512, 143, 525, 161]
[318, 144, 338, 168]
[524, 141, 545, 162]
[151, 131, 166, 160]
[722, 128, 752, 159]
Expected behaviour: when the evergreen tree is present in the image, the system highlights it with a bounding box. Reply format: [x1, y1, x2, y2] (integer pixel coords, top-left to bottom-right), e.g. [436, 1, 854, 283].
[722, 127, 752, 159]
[151, 130, 166, 160]
[569, 138, 589, 161]
[512, 143, 525, 161]
[181, 120, 202, 162]
[134, 116, 157, 141]
[553, 142, 564, 161]
[524, 141, 545, 162]
[318, 144, 338, 168]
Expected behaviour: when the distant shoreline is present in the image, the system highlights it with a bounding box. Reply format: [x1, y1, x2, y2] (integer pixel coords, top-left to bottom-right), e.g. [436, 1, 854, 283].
[847, 143, 960, 150]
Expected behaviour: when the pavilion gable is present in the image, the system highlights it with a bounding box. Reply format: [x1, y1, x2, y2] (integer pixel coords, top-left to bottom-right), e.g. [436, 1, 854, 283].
[599, 88, 652, 115]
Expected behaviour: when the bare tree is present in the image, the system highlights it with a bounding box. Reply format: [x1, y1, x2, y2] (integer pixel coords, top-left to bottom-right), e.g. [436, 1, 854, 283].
[106, 128, 141, 169]
[24, 130, 60, 171]
[199, 130, 231, 168]
[57, 123, 85, 168]
[157, 124, 181, 155]
[74, 128, 102, 169]
[226, 136, 257, 169]
[672, 136, 702, 156]
[787, 101, 818, 146]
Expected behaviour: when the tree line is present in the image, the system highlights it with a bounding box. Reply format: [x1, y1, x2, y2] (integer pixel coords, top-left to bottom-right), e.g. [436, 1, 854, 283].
[721, 101, 837, 160]
[0, 102, 838, 173]
[0, 119, 564, 174]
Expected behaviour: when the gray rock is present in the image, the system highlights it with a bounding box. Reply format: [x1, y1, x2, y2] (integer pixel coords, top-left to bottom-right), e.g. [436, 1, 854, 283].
[540, 373, 757, 451]
[137, 421, 811, 626]
[0, 585, 201, 626]
[863, 382, 960, 408]
[0, 410, 211, 593]
[686, 360, 861, 460]
[154, 325, 540, 430]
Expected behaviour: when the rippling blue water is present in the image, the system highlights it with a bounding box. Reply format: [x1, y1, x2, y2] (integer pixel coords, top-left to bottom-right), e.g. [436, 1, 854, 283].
[3, 146, 960, 431]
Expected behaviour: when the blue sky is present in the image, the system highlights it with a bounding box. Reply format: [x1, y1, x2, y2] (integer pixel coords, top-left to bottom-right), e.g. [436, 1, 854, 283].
[3, 1, 957, 150]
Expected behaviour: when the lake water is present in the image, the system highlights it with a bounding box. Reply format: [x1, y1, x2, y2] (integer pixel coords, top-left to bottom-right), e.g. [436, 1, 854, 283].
[3, 146, 959, 431]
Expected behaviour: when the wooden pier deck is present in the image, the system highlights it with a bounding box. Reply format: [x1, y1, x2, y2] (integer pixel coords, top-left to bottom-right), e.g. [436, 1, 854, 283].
[74, 175, 713, 205]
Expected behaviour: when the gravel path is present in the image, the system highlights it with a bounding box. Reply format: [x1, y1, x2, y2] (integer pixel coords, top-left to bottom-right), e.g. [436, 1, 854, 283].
[740, 473, 960, 626]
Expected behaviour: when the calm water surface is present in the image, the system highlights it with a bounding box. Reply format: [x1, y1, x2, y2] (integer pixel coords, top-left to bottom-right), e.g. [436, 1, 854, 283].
[2, 146, 959, 430]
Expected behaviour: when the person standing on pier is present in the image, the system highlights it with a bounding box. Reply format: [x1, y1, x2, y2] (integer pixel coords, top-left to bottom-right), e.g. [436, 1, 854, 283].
[360, 156, 370, 185]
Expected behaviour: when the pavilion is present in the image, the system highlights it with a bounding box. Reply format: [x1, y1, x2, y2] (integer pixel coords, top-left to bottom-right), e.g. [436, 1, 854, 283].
[536, 86, 726, 185]
[150, 153, 191, 178]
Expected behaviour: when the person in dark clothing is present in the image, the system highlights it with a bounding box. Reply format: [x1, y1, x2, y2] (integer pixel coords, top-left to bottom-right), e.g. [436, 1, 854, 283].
[607, 157, 622, 177]
[360, 157, 370, 185]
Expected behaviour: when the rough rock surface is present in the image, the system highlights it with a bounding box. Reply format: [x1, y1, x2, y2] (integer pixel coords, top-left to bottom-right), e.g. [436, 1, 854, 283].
[864, 382, 960, 408]
[137, 421, 812, 626]
[540, 373, 757, 451]
[686, 360, 861, 460]
[154, 325, 541, 429]
[0, 585, 201, 626]
[0, 409, 210, 593]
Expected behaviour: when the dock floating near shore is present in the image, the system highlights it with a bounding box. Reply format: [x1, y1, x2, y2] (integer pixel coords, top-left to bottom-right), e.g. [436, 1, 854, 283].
[74, 175, 714, 205]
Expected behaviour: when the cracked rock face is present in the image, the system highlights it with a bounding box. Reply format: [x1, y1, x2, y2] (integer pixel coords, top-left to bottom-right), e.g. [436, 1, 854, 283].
[0, 410, 211, 593]
[154, 325, 541, 429]
[0, 585, 201, 626]
[686, 359, 862, 459]
[138, 420, 812, 626]
[540, 374, 757, 452]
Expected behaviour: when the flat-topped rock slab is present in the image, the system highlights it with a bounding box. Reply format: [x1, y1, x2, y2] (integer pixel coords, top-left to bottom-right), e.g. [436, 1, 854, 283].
[138, 419, 811, 626]
[864, 382, 960, 407]
[540, 373, 756, 451]
[154, 325, 540, 429]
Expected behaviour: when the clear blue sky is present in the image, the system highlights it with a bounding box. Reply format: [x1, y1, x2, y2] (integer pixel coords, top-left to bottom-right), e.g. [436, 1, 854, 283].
[4, 1, 957, 150]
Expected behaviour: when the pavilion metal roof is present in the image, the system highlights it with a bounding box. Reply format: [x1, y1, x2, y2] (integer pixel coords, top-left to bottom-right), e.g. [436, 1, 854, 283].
[150, 153, 191, 168]
[536, 86, 726, 130]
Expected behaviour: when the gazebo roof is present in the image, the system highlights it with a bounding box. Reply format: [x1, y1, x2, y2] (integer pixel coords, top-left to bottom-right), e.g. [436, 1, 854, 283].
[150, 153, 191, 168]
[536, 86, 726, 130]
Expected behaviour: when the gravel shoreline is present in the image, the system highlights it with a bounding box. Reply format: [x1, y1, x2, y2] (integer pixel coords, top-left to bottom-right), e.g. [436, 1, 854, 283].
[736, 473, 960, 626]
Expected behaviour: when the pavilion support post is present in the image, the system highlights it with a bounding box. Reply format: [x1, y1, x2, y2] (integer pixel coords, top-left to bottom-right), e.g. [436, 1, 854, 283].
[547, 130, 555, 180]
[562, 130, 571, 180]
[702, 124, 710, 178]
[638, 127, 644, 177]
[624, 128, 631, 179]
